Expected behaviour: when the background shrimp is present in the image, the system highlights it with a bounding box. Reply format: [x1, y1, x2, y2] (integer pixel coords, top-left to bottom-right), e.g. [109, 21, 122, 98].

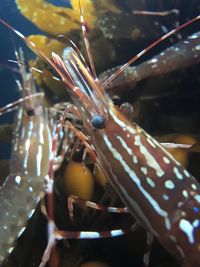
[0, 48, 53, 264]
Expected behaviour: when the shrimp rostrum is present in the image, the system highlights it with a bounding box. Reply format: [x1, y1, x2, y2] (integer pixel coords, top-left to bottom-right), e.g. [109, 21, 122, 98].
[1, 13, 200, 267]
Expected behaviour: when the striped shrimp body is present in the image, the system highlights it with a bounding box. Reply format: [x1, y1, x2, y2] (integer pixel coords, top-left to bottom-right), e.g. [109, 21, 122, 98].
[89, 105, 200, 266]
[0, 57, 52, 263]
[51, 44, 200, 266]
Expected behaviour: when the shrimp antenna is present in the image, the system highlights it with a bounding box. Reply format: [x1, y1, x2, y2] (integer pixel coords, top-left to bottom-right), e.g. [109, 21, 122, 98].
[133, 9, 179, 17]
[78, 0, 98, 81]
[0, 19, 103, 114]
[0, 19, 76, 92]
[0, 92, 44, 116]
[8, 59, 62, 82]
[103, 15, 200, 87]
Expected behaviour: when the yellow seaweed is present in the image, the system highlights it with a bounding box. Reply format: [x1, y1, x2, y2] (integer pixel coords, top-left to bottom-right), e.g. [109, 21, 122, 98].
[15, 0, 96, 35]
[28, 35, 68, 99]
[28, 34, 66, 57]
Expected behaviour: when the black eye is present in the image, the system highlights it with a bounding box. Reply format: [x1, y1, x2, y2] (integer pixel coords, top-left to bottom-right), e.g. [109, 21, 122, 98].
[91, 114, 106, 129]
[26, 109, 35, 116]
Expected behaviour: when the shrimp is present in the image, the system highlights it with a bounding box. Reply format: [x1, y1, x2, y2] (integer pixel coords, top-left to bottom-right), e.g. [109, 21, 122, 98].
[0, 9, 200, 267]
[0, 49, 52, 263]
[51, 15, 200, 267]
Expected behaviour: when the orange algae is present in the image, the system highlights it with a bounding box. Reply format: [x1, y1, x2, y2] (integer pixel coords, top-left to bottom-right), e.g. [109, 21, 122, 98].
[64, 161, 94, 200]
[15, 0, 97, 35]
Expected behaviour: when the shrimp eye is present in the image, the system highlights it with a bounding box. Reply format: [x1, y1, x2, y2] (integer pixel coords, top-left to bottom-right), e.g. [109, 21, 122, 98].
[26, 109, 35, 116]
[91, 114, 106, 129]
